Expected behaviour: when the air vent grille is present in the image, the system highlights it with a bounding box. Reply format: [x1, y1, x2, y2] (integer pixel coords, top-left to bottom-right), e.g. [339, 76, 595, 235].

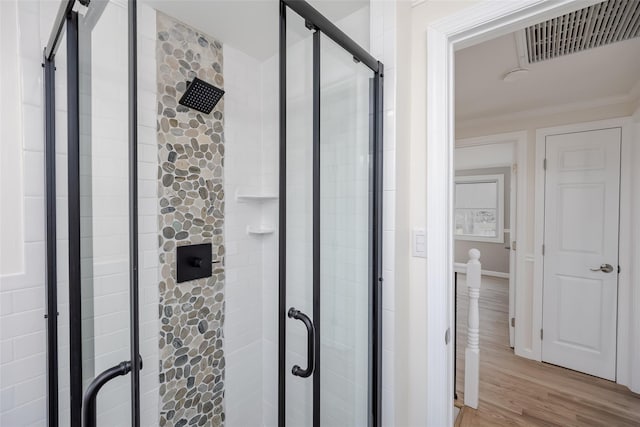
[525, 0, 640, 63]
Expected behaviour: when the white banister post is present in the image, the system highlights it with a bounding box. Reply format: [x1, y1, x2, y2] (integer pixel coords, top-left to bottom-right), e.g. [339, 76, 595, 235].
[464, 248, 481, 409]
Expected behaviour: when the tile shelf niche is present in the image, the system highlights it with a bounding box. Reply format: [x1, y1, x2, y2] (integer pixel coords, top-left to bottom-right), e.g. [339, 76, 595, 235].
[235, 190, 278, 202]
[246, 225, 275, 235]
[236, 189, 277, 236]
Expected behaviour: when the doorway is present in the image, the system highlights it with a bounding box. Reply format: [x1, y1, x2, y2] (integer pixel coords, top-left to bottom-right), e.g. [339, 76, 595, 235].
[537, 124, 623, 381]
[422, 0, 640, 425]
[454, 133, 527, 353]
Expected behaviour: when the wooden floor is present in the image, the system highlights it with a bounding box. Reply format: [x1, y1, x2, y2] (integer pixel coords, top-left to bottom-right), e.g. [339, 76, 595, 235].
[455, 275, 640, 427]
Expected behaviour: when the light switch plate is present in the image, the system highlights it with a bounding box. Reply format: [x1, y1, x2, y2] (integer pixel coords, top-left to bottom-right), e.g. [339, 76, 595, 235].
[412, 228, 427, 258]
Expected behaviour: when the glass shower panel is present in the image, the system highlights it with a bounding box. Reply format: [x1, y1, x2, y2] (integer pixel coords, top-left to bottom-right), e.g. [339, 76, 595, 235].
[55, 29, 71, 427]
[285, 10, 314, 427]
[319, 34, 373, 426]
[78, 1, 132, 425]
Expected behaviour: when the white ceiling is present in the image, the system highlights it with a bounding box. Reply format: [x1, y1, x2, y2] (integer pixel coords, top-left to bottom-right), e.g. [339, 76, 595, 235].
[143, 0, 368, 60]
[455, 31, 640, 123]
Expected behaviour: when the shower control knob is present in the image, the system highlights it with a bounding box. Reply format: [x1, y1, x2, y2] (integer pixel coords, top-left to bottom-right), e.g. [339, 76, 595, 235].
[190, 257, 203, 268]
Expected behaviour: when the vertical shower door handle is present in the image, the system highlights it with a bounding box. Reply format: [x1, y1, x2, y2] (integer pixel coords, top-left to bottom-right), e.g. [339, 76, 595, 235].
[288, 307, 315, 378]
[82, 355, 143, 427]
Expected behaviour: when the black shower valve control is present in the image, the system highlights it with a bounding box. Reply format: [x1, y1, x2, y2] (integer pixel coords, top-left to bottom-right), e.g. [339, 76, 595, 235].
[177, 243, 213, 283]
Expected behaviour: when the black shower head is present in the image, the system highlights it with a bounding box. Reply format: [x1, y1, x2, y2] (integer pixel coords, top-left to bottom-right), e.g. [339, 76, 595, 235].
[178, 77, 225, 114]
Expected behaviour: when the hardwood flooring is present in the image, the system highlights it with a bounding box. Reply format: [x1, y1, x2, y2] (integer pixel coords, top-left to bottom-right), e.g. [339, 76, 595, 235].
[455, 274, 640, 427]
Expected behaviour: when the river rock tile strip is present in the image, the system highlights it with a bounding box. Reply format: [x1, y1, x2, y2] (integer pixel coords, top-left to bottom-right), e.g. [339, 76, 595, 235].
[156, 12, 225, 427]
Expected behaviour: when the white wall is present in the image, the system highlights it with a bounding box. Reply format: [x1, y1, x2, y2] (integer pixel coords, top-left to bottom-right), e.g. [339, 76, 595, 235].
[404, 2, 480, 425]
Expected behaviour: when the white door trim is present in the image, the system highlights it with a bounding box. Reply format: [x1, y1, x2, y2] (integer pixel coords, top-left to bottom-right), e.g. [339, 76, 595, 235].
[423, 0, 608, 425]
[456, 132, 527, 351]
[534, 117, 634, 385]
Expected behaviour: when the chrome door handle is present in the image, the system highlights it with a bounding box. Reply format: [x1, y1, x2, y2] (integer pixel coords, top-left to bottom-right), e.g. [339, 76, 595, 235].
[590, 264, 614, 273]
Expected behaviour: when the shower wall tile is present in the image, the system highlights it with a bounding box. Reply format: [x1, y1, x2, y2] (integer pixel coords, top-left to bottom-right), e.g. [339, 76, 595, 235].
[156, 12, 226, 427]
[138, 8, 162, 426]
[223, 44, 265, 427]
[0, 6, 46, 425]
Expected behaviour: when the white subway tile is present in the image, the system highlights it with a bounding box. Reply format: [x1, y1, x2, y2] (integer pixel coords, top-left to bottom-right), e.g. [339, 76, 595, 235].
[0, 397, 46, 426]
[21, 59, 43, 108]
[383, 148, 396, 191]
[0, 339, 14, 365]
[383, 231, 395, 272]
[23, 242, 45, 286]
[382, 270, 395, 312]
[23, 197, 45, 243]
[382, 385, 395, 427]
[10, 286, 44, 313]
[137, 6, 157, 43]
[383, 309, 395, 351]
[23, 151, 44, 197]
[12, 331, 45, 362]
[382, 349, 394, 394]
[22, 104, 44, 152]
[383, 190, 395, 232]
[0, 309, 44, 341]
[0, 386, 15, 414]
[0, 352, 45, 386]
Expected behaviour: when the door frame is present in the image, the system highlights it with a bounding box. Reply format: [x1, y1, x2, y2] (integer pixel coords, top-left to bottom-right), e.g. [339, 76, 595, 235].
[278, 1, 384, 426]
[455, 131, 527, 351]
[422, 0, 604, 424]
[534, 117, 634, 384]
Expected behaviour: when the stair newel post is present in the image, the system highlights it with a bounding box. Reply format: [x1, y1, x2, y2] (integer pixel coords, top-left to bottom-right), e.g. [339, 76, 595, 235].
[464, 248, 481, 409]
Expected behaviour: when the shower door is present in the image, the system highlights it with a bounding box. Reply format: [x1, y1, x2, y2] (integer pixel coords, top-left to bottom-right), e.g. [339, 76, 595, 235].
[279, 2, 384, 426]
[43, 0, 144, 425]
[74, 1, 144, 426]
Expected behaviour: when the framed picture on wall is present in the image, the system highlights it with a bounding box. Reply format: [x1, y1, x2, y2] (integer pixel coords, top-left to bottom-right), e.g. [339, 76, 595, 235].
[454, 174, 504, 243]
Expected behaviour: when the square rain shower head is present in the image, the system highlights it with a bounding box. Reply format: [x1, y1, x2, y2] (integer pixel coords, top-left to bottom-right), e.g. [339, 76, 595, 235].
[178, 77, 225, 114]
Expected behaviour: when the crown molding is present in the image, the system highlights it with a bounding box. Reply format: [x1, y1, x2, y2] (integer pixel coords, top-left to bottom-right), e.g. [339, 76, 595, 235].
[457, 93, 638, 131]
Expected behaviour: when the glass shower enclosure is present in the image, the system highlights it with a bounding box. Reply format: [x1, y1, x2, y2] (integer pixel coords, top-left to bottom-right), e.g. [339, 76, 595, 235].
[279, 2, 384, 426]
[43, 1, 142, 425]
[42, 1, 383, 426]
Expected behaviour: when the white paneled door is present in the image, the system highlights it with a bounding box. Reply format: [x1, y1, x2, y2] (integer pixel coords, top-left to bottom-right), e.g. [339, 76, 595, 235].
[542, 127, 621, 381]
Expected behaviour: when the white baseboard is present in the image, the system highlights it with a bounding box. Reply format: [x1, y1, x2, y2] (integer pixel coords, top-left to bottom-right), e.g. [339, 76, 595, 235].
[454, 262, 509, 279]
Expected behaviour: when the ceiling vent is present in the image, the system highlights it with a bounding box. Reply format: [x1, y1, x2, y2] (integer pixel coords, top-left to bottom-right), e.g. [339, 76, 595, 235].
[523, 0, 640, 63]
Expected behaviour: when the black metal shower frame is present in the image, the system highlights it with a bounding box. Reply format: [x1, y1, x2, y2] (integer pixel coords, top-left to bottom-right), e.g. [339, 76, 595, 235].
[278, 1, 384, 426]
[43, 0, 381, 426]
[43, 0, 140, 426]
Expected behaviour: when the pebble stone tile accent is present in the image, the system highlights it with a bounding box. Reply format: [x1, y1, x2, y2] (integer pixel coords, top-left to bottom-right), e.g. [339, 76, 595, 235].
[156, 13, 225, 427]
